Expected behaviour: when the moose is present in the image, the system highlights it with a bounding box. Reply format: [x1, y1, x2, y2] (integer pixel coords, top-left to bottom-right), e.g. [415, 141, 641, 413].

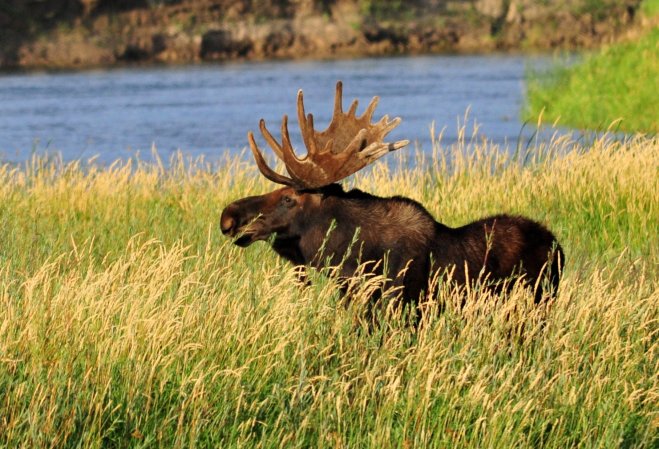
[221, 82, 564, 316]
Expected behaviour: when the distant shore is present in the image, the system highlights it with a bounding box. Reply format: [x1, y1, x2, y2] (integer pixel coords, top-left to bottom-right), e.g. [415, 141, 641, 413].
[0, 0, 643, 71]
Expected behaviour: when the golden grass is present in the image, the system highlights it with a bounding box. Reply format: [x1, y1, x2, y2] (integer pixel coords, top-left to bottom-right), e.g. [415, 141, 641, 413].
[0, 131, 657, 448]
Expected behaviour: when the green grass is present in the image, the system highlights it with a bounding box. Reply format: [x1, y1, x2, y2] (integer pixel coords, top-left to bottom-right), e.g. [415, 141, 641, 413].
[641, 0, 659, 16]
[0, 132, 657, 448]
[525, 27, 659, 134]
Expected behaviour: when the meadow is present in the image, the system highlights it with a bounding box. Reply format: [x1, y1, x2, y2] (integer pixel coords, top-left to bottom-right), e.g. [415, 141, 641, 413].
[0, 130, 657, 448]
[525, 26, 659, 134]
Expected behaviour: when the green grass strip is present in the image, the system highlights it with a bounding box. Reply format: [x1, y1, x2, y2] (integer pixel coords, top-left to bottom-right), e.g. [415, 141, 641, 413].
[525, 27, 659, 133]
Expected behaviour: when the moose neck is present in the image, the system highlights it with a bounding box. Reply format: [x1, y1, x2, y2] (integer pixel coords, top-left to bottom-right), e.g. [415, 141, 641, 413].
[270, 186, 442, 272]
[271, 189, 354, 267]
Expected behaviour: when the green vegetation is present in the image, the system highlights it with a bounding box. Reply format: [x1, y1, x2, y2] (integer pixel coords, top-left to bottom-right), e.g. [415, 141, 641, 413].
[357, 0, 407, 19]
[1, 132, 657, 448]
[574, 0, 630, 21]
[640, 0, 659, 16]
[525, 27, 659, 133]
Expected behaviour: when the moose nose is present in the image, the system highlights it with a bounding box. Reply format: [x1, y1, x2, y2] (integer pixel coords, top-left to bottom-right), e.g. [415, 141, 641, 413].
[220, 215, 236, 235]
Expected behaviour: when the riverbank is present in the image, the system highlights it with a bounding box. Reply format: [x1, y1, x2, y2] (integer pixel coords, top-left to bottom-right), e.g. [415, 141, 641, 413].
[0, 0, 643, 71]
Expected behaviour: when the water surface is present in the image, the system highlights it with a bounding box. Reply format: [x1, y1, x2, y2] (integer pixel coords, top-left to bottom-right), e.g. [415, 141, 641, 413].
[0, 55, 551, 164]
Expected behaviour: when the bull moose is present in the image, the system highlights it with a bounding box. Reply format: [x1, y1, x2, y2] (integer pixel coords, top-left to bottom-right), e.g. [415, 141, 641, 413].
[220, 82, 563, 315]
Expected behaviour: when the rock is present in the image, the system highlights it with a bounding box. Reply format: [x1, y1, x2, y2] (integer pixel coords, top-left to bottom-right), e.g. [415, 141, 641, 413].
[119, 44, 151, 61]
[18, 35, 115, 68]
[258, 25, 295, 55]
[151, 34, 168, 54]
[146, 31, 200, 62]
[1, 0, 645, 70]
[362, 23, 408, 47]
[200, 29, 253, 59]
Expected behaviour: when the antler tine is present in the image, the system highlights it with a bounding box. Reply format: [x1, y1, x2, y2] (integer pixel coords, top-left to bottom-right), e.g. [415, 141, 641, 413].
[247, 131, 296, 187]
[297, 89, 319, 156]
[259, 115, 316, 185]
[347, 99, 359, 118]
[358, 139, 411, 162]
[380, 116, 403, 136]
[280, 115, 302, 164]
[278, 115, 311, 186]
[332, 81, 344, 119]
[360, 96, 379, 122]
[390, 139, 410, 151]
[259, 119, 285, 160]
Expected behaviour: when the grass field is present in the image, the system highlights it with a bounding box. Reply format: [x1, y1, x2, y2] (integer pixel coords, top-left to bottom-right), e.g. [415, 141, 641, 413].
[525, 26, 659, 134]
[0, 131, 657, 448]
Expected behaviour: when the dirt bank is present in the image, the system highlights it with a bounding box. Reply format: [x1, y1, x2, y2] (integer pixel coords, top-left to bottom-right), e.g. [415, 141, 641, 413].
[0, 0, 642, 70]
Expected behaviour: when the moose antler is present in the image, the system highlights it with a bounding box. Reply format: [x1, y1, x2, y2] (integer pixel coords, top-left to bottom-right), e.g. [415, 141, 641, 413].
[248, 81, 409, 189]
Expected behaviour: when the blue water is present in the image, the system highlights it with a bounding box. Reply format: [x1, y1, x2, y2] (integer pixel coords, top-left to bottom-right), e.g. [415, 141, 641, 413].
[0, 55, 552, 164]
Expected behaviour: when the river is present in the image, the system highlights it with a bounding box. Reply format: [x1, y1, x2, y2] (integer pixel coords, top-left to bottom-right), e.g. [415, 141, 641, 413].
[0, 54, 553, 164]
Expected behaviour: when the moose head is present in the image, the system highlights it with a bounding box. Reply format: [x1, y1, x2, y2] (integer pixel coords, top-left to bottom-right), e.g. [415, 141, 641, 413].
[220, 81, 409, 256]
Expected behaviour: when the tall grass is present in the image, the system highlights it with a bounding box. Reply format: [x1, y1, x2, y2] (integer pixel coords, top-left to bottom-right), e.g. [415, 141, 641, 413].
[1, 132, 657, 448]
[525, 27, 659, 134]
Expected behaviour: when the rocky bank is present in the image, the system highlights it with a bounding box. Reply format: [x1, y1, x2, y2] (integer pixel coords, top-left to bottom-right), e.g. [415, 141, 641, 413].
[0, 0, 643, 70]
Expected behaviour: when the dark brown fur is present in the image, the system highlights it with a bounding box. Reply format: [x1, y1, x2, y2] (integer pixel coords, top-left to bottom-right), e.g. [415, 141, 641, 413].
[221, 184, 564, 312]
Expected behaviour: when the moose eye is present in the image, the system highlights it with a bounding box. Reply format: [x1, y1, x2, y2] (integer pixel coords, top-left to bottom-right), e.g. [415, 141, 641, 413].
[282, 196, 295, 207]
